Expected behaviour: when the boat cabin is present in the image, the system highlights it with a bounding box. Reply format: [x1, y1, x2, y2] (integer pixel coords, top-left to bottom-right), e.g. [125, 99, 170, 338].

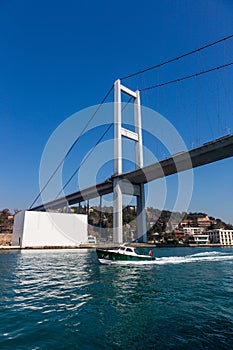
[118, 246, 138, 255]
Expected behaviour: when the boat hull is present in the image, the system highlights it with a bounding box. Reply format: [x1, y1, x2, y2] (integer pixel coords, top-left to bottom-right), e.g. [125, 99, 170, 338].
[96, 248, 155, 262]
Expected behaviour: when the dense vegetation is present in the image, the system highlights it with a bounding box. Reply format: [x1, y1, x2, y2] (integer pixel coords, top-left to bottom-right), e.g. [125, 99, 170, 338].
[0, 209, 14, 233]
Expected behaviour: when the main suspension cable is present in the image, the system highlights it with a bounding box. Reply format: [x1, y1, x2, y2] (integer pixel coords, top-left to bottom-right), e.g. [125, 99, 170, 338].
[139, 61, 233, 92]
[121, 33, 233, 80]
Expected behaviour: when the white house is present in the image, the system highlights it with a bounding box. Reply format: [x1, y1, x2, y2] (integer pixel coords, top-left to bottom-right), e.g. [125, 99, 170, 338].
[12, 211, 88, 248]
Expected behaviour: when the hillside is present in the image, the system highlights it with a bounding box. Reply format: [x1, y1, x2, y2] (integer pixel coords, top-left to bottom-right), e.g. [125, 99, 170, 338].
[1, 207, 232, 246]
[73, 205, 233, 242]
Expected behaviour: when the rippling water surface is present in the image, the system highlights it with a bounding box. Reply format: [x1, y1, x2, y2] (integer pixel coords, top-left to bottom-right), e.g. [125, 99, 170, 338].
[1, 247, 233, 349]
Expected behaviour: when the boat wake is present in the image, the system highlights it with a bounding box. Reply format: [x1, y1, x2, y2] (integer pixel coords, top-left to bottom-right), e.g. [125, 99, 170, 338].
[99, 250, 233, 266]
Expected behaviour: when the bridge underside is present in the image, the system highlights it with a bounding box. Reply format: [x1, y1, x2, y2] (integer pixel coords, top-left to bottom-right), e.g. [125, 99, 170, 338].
[31, 134, 233, 211]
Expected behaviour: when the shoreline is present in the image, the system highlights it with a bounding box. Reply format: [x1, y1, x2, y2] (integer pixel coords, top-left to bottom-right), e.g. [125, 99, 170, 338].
[0, 243, 229, 250]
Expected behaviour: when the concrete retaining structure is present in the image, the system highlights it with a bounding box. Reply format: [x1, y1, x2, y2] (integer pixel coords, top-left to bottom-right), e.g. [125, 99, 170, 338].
[12, 211, 88, 248]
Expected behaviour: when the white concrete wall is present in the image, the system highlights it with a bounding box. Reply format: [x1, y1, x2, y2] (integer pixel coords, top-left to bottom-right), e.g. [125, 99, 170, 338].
[12, 211, 88, 248]
[12, 211, 25, 246]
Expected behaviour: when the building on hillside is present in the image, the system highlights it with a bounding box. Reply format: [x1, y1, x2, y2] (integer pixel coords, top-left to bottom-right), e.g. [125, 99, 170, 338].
[180, 219, 193, 227]
[197, 215, 213, 228]
[182, 227, 209, 244]
[207, 229, 233, 245]
[183, 227, 204, 236]
[173, 229, 185, 240]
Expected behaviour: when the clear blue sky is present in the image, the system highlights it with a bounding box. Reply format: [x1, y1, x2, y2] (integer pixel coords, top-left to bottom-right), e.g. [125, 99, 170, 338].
[1, 0, 233, 224]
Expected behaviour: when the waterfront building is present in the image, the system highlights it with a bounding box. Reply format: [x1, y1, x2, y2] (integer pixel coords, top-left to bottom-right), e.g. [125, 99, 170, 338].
[193, 234, 209, 245]
[182, 227, 209, 245]
[207, 229, 233, 245]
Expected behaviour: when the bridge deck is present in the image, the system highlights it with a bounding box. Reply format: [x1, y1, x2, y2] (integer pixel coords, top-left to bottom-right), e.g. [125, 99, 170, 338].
[31, 134, 233, 211]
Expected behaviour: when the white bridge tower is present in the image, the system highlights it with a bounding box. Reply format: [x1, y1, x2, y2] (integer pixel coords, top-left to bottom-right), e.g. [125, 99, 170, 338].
[113, 79, 147, 243]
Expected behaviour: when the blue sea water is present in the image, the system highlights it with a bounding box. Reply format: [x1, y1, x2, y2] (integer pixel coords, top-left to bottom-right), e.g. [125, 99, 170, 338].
[1, 247, 233, 349]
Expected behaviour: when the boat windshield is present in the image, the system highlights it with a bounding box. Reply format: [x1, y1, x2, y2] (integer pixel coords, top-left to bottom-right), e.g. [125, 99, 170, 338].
[125, 248, 133, 253]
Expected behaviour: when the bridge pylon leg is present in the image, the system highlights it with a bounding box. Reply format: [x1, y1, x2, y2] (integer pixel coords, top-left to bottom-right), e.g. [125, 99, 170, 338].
[136, 184, 147, 243]
[113, 178, 123, 243]
[113, 79, 147, 244]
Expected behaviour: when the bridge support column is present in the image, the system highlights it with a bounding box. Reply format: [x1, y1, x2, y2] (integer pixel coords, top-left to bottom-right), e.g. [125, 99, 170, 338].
[136, 184, 147, 243]
[134, 89, 147, 243]
[113, 79, 147, 244]
[99, 195, 103, 236]
[113, 178, 123, 243]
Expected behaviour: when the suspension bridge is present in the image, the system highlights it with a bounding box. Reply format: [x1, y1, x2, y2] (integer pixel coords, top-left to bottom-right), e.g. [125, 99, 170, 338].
[29, 34, 233, 243]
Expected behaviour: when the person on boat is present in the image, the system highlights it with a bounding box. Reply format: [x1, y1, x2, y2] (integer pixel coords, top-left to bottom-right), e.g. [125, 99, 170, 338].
[149, 250, 153, 256]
